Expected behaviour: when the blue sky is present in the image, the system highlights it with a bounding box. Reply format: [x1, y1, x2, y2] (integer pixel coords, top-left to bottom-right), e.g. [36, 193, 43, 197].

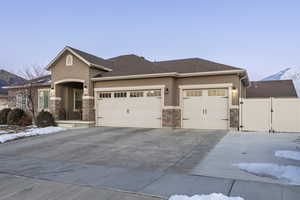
[1, 0, 300, 80]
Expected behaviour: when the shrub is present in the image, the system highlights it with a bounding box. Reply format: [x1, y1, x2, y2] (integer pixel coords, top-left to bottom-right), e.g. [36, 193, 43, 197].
[0, 108, 11, 124]
[18, 114, 33, 126]
[7, 108, 26, 125]
[36, 110, 56, 127]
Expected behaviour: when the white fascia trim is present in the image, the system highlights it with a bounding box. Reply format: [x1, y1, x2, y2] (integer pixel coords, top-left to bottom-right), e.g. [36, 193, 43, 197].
[91, 64, 113, 72]
[45, 47, 112, 72]
[178, 70, 245, 77]
[54, 79, 85, 85]
[94, 85, 165, 92]
[179, 83, 233, 89]
[91, 70, 245, 81]
[91, 72, 178, 81]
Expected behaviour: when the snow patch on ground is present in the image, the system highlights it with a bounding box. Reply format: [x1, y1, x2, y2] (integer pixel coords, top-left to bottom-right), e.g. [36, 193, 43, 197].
[0, 126, 66, 143]
[275, 150, 300, 161]
[169, 193, 244, 200]
[235, 163, 300, 185]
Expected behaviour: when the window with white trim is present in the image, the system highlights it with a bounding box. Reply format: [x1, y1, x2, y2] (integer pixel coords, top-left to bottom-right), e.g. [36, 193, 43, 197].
[16, 92, 28, 110]
[38, 89, 50, 111]
[66, 55, 73, 66]
[74, 89, 83, 111]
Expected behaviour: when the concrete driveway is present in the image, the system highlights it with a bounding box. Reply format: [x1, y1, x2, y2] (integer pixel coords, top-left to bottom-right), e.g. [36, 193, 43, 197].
[0, 127, 225, 172]
[0, 127, 227, 200]
[0, 127, 299, 200]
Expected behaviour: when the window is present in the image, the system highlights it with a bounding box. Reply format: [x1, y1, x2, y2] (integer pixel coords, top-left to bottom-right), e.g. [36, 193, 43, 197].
[146, 90, 161, 97]
[99, 92, 111, 98]
[66, 55, 73, 66]
[186, 90, 202, 97]
[208, 89, 227, 96]
[74, 89, 83, 111]
[38, 89, 50, 111]
[16, 91, 28, 110]
[129, 91, 144, 97]
[114, 92, 127, 98]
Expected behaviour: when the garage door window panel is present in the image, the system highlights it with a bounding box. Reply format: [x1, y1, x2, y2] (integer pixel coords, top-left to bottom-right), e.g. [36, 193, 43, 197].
[99, 92, 111, 98]
[146, 90, 161, 97]
[208, 89, 227, 96]
[129, 91, 144, 97]
[185, 90, 202, 97]
[114, 92, 127, 98]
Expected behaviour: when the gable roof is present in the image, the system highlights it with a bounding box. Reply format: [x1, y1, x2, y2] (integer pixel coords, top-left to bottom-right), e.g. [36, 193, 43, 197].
[45, 46, 113, 71]
[246, 80, 298, 98]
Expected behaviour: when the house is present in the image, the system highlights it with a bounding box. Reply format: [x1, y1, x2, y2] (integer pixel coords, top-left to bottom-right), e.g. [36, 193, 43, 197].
[0, 69, 26, 109]
[246, 80, 298, 98]
[4, 46, 251, 130]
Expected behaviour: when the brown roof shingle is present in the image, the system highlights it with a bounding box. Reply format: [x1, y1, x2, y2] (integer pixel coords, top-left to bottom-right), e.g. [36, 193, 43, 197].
[246, 80, 297, 98]
[94, 54, 242, 78]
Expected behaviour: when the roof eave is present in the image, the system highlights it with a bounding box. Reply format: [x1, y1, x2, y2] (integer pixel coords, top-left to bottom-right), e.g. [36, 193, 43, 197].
[91, 70, 246, 81]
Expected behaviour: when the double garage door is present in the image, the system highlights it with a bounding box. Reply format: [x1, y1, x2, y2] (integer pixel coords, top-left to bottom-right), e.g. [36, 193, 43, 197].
[182, 88, 229, 129]
[96, 87, 229, 130]
[96, 89, 162, 128]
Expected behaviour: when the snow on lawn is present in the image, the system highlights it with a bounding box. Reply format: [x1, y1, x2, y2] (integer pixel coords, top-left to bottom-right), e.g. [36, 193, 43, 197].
[235, 163, 300, 185]
[275, 150, 300, 161]
[0, 126, 66, 143]
[169, 193, 244, 200]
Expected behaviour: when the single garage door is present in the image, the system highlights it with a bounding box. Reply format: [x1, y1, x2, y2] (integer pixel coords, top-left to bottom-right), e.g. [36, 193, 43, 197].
[182, 88, 229, 129]
[96, 90, 162, 128]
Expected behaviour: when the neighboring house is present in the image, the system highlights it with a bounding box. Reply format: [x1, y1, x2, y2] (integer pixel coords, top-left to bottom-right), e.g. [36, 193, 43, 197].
[246, 80, 298, 98]
[4, 46, 253, 130]
[4, 75, 51, 112]
[0, 69, 26, 109]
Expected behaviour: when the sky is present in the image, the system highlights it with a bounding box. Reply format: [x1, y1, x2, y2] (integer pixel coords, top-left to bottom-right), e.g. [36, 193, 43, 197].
[0, 0, 300, 80]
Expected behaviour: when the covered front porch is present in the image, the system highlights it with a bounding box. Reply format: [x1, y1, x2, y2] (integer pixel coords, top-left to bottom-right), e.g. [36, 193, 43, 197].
[49, 79, 95, 127]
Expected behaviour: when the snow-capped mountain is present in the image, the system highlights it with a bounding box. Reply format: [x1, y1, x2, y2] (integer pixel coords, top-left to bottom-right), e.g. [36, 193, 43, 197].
[262, 67, 300, 97]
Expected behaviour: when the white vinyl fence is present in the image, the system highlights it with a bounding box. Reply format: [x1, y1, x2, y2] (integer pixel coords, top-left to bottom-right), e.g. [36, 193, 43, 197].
[240, 98, 300, 132]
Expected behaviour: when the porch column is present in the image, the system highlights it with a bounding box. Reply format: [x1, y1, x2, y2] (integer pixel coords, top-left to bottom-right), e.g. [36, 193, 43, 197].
[82, 96, 95, 121]
[50, 97, 62, 120]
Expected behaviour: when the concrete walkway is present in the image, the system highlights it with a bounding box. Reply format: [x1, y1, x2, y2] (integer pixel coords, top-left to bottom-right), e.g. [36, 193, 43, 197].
[0, 154, 298, 200]
[191, 131, 300, 184]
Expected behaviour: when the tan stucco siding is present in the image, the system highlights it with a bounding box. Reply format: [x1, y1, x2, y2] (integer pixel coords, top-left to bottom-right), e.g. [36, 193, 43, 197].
[50, 51, 90, 91]
[175, 75, 241, 105]
[94, 77, 174, 106]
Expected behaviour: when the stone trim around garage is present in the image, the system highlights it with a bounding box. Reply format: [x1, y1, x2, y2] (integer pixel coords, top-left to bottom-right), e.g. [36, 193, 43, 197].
[230, 108, 239, 129]
[162, 108, 181, 128]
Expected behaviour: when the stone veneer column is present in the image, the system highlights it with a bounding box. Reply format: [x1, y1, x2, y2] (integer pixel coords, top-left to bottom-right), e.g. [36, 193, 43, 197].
[49, 98, 62, 120]
[162, 107, 181, 128]
[230, 108, 239, 129]
[82, 97, 95, 121]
